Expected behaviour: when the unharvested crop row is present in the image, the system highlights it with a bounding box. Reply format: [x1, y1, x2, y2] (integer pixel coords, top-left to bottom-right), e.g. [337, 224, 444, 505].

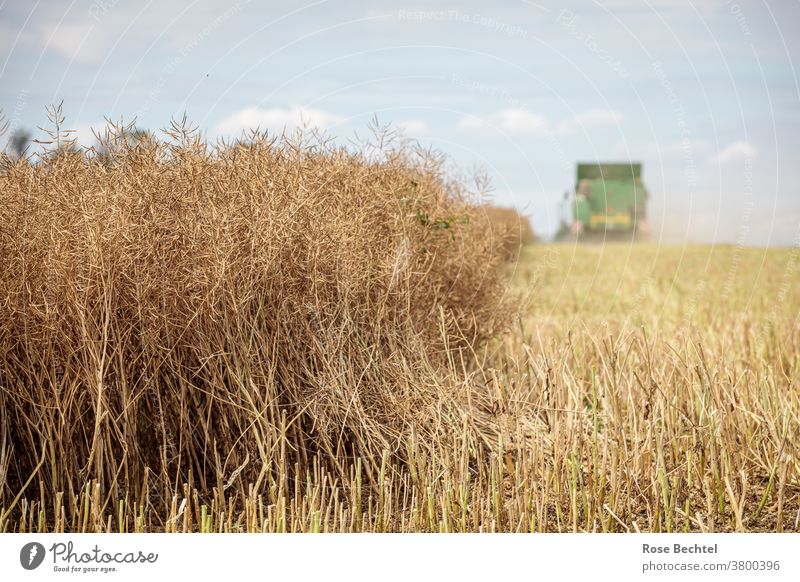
[0, 119, 513, 531]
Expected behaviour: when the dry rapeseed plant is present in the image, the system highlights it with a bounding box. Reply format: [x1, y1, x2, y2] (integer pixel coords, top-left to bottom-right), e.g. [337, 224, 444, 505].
[481, 205, 536, 261]
[0, 113, 510, 532]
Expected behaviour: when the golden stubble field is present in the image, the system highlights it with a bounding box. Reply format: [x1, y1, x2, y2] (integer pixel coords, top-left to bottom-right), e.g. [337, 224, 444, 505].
[502, 243, 800, 532]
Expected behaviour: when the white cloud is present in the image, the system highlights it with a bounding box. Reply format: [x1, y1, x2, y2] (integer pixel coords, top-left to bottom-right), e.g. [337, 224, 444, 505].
[458, 108, 549, 136]
[556, 108, 622, 134]
[214, 106, 345, 136]
[42, 22, 98, 64]
[0, 20, 25, 54]
[0, 17, 97, 64]
[396, 119, 430, 136]
[713, 140, 757, 163]
[457, 107, 621, 136]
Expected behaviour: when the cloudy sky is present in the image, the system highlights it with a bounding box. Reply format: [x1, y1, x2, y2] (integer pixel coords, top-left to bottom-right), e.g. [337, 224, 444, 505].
[2, 0, 799, 244]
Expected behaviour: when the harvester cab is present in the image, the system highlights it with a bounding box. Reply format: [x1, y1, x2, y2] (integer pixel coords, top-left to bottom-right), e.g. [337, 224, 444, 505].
[558, 162, 648, 240]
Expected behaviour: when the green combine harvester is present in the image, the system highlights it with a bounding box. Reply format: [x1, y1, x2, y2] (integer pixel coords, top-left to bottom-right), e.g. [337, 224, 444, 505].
[557, 162, 649, 240]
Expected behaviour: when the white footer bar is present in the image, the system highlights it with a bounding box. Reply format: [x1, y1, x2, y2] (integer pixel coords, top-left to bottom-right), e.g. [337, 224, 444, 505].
[2, 533, 798, 581]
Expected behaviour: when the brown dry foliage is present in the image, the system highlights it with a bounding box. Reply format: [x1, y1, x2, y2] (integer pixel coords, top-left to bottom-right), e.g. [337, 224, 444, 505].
[482, 205, 536, 260]
[0, 119, 510, 529]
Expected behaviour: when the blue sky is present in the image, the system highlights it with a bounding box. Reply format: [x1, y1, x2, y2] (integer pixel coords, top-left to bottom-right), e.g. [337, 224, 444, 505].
[2, 0, 799, 244]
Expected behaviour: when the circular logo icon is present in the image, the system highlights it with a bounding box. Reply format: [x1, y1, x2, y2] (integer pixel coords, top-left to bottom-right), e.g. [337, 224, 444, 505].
[20, 542, 46, 570]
